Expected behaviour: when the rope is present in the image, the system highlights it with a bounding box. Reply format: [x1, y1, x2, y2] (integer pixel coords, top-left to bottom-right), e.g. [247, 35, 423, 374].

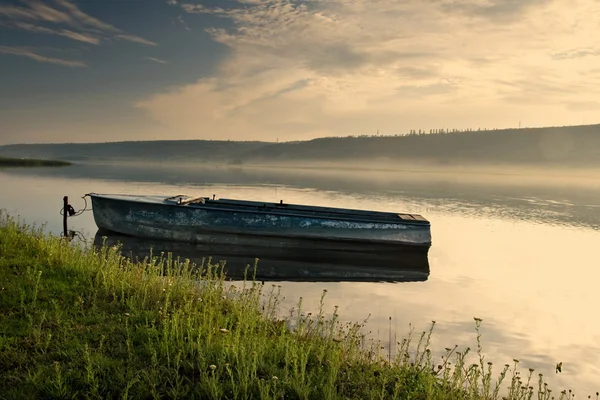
[58, 195, 92, 217]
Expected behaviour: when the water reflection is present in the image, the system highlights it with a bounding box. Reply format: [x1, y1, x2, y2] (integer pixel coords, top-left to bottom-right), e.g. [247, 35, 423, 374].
[93, 230, 430, 283]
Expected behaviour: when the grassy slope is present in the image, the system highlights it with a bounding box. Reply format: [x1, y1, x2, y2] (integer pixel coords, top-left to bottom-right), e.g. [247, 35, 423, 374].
[0, 214, 572, 399]
[0, 157, 72, 167]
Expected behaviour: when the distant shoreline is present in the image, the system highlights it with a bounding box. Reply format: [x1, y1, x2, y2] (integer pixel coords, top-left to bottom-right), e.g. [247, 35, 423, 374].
[0, 157, 72, 168]
[2, 123, 600, 170]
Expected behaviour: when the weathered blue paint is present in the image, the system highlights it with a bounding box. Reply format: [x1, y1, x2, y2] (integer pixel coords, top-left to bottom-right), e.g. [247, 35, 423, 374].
[87, 193, 432, 246]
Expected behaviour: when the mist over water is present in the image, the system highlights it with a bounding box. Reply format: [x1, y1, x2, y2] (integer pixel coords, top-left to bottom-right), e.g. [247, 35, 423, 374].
[1, 161, 600, 394]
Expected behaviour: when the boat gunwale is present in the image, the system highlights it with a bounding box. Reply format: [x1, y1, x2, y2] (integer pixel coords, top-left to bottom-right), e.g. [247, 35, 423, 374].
[88, 193, 431, 226]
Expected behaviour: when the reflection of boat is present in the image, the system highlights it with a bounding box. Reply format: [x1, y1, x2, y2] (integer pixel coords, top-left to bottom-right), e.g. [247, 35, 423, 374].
[93, 230, 430, 283]
[86, 193, 432, 248]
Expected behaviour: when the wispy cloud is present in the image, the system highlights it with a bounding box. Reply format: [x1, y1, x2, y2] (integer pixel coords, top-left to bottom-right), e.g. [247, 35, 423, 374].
[166, 0, 178, 5]
[58, 29, 101, 45]
[0, 0, 155, 51]
[145, 56, 169, 64]
[0, 45, 87, 67]
[442, 0, 553, 22]
[171, 15, 191, 31]
[116, 34, 157, 46]
[551, 48, 600, 60]
[11, 21, 101, 44]
[180, 4, 210, 14]
[26, 0, 73, 23]
[0, 5, 38, 20]
[53, 0, 120, 33]
[0, 2, 70, 23]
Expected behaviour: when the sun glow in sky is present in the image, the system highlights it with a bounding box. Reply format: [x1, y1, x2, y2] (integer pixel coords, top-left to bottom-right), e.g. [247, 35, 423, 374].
[1, 0, 599, 144]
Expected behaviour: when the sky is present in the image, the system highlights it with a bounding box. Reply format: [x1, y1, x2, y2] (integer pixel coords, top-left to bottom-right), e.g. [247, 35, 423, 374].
[0, 0, 599, 144]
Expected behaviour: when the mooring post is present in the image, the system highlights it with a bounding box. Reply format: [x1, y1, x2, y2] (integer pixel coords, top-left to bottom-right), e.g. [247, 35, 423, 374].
[63, 196, 68, 237]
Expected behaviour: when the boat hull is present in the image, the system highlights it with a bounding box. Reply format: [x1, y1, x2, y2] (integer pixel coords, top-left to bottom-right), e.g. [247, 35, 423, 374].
[88, 193, 432, 247]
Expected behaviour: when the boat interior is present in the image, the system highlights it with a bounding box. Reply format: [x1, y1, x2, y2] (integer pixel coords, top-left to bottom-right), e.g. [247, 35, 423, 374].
[163, 194, 430, 224]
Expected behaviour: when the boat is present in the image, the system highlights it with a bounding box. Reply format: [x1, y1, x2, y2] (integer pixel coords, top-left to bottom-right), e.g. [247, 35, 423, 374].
[86, 193, 432, 265]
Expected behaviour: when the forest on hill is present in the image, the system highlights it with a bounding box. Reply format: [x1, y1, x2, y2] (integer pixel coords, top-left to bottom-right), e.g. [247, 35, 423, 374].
[1, 124, 599, 168]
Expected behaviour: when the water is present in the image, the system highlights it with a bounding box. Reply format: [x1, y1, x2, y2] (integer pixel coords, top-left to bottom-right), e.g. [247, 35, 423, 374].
[1, 162, 599, 393]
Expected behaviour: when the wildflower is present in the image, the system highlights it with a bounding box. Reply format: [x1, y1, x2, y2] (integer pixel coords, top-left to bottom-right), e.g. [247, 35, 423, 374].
[209, 365, 216, 370]
[474, 317, 482, 322]
[251, 351, 257, 357]
[124, 313, 130, 317]
[529, 368, 534, 372]
[272, 376, 278, 381]
[220, 328, 229, 333]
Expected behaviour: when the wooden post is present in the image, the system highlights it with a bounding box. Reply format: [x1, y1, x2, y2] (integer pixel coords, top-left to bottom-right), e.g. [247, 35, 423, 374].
[63, 196, 68, 237]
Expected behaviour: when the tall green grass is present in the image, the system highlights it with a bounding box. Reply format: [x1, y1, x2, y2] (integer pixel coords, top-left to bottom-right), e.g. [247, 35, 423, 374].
[0, 211, 588, 399]
[0, 157, 72, 167]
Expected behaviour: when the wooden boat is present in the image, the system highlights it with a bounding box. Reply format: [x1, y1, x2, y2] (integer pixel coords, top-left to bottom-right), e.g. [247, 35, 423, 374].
[86, 193, 432, 252]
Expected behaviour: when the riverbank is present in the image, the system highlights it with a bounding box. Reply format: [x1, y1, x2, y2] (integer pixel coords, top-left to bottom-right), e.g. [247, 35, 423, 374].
[0, 213, 570, 399]
[0, 157, 72, 167]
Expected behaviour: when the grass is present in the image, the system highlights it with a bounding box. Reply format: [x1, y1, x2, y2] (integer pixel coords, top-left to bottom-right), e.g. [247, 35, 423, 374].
[0, 212, 589, 400]
[0, 157, 72, 167]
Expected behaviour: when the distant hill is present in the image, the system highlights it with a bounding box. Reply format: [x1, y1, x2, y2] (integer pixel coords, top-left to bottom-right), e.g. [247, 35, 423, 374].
[1, 124, 600, 168]
[0, 140, 268, 163]
[235, 124, 600, 167]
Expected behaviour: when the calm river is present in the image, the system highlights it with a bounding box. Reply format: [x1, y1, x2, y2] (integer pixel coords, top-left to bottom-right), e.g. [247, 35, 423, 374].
[1, 162, 599, 394]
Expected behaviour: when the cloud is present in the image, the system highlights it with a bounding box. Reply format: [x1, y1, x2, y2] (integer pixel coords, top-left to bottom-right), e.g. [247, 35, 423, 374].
[0, 45, 87, 67]
[551, 48, 600, 60]
[145, 56, 169, 64]
[0, 0, 155, 50]
[58, 29, 101, 45]
[166, 0, 178, 5]
[0, 1, 70, 23]
[116, 34, 157, 46]
[441, 0, 554, 22]
[10, 21, 101, 44]
[171, 15, 191, 31]
[53, 0, 120, 33]
[26, 0, 72, 23]
[0, 5, 38, 20]
[137, 0, 600, 141]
